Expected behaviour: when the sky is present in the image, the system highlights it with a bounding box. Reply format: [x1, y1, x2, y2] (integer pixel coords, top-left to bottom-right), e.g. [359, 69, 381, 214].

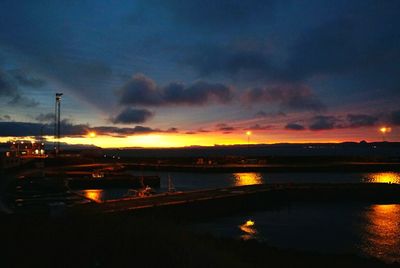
[0, 0, 399, 147]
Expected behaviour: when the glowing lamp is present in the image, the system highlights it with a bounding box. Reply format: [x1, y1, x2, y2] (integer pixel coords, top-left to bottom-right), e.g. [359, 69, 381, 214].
[245, 220, 255, 227]
[380, 127, 391, 134]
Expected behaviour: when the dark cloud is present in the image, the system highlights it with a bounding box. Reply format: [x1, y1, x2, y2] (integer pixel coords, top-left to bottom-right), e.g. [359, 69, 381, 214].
[0, 122, 50, 136]
[118, 74, 233, 107]
[389, 110, 400, 125]
[285, 123, 305, 131]
[7, 69, 46, 88]
[309, 115, 340, 131]
[8, 94, 39, 107]
[347, 114, 378, 128]
[0, 121, 174, 137]
[282, 4, 400, 94]
[35, 113, 54, 123]
[0, 69, 16, 97]
[243, 84, 325, 112]
[183, 44, 274, 79]
[111, 108, 154, 124]
[165, 127, 179, 133]
[216, 123, 236, 133]
[0, 120, 87, 137]
[307, 113, 382, 131]
[246, 124, 271, 131]
[132, 0, 276, 31]
[0, 67, 40, 107]
[92, 125, 157, 136]
[255, 110, 286, 118]
[0, 114, 11, 121]
[178, 2, 400, 107]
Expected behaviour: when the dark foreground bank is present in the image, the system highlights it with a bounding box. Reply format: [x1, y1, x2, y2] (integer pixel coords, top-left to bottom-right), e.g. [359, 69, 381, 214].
[1, 213, 399, 268]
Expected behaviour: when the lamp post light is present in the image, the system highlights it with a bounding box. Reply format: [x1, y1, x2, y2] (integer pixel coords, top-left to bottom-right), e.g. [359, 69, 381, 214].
[379, 127, 391, 142]
[246, 131, 252, 156]
[246, 131, 252, 145]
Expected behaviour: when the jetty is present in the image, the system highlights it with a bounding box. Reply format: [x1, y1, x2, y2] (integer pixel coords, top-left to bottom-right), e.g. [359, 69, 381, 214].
[70, 183, 400, 217]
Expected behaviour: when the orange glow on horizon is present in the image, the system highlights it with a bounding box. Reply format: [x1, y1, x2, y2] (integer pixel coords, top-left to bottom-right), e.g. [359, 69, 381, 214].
[0, 126, 398, 148]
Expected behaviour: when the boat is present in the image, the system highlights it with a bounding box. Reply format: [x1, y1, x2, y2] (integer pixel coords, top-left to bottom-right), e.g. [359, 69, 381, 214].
[137, 186, 155, 197]
[66, 171, 161, 189]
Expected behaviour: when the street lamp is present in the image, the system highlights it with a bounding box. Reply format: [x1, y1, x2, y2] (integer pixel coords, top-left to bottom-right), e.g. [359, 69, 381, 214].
[379, 127, 391, 141]
[246, 131, 252, 145]
[246, 131, 252, 156]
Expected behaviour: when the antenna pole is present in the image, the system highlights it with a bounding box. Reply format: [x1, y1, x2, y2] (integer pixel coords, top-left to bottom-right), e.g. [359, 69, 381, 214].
[54, 93, 63, 156]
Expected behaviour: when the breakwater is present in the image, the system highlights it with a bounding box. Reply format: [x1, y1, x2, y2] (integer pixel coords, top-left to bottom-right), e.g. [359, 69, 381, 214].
[70, 183, 400, 218]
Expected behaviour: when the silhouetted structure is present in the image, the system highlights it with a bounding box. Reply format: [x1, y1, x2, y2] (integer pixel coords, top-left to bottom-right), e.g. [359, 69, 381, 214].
[54, 93, 63, 155]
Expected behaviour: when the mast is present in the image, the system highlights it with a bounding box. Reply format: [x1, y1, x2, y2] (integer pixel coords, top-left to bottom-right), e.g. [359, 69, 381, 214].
[54, 93, 63, 156]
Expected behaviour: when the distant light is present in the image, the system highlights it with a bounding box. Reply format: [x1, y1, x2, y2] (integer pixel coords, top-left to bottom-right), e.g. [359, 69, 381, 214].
[246, 131, 252, 136]
[88, 131, 96, 138]
[245, 220, 255, 227]
[380, 127, 391, 134]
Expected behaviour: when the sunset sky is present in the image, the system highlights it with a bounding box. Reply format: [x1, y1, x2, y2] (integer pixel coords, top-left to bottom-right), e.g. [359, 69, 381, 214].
[0, 0, 399, 147]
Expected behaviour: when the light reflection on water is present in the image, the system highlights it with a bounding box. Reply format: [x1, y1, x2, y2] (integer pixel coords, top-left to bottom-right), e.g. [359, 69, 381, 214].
[239, 220, 258, 240]
[82, 189, 104, 203]
[233, 173, 263, 186]
[364, 172, 400, 184]
[194, 204, 400, 264]
[360, 204, 400, 263]
[80, 189, 137, 202]
[130, 171, 400, 192]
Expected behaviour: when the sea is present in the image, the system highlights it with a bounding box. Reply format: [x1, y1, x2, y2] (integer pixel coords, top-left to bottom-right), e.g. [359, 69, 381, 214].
[82, 171, 400, 264]
[4, 170, 400, 263]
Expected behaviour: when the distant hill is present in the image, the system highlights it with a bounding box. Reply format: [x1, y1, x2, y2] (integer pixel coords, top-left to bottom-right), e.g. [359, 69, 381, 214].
[99, 142, 400, 158]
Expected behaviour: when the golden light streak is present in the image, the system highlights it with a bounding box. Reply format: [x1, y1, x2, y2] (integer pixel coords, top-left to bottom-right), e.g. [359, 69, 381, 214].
[365, 172, 400, 184]
[360, 204, 400, 263]
[233, 173, 263, 186]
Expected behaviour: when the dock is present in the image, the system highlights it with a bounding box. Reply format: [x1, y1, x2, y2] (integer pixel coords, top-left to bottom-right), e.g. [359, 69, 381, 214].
[70, 183, 400, 217]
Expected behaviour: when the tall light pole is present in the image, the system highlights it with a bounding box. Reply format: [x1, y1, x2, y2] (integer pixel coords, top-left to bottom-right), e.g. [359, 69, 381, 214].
[246, 131, 251, 155]
[54, 93, 63, 156]
[379, 127, 391, 142]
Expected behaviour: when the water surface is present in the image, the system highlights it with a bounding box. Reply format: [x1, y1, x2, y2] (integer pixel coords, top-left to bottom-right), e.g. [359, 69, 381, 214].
[192, 203, 400, 264]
